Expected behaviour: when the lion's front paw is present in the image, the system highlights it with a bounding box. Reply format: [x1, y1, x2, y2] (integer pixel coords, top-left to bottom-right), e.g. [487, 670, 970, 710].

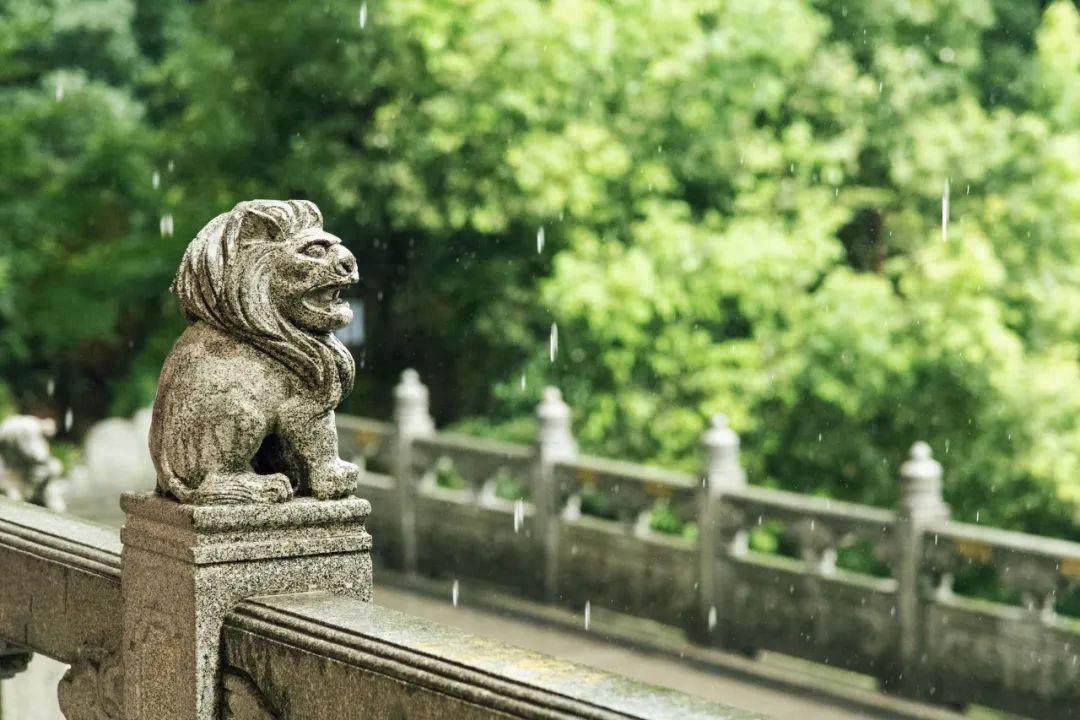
[309, 459, 360, 500]
[194, 471, 293, 505]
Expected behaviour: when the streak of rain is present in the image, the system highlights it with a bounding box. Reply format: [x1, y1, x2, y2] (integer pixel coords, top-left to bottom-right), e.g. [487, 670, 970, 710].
[941, 179, 950, 243]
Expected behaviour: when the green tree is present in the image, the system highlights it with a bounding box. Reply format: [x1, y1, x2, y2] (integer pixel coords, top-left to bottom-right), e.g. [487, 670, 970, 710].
[0, 0, 162, 427]
[1, 0, 1077, 540]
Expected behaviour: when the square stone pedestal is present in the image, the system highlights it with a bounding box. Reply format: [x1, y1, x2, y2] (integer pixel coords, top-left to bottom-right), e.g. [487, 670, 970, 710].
[119, 492, 372, 720]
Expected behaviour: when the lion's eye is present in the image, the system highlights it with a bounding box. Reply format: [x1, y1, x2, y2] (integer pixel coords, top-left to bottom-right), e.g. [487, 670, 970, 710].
[302, 244, 328, 258]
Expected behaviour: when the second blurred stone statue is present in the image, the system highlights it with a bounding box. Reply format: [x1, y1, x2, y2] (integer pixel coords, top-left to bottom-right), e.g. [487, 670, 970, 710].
[149, 199, 362, 504]
[0, 414, 64, 509]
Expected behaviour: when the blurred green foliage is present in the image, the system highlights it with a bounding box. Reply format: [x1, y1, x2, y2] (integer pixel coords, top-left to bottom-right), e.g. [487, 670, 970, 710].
[491, 469, 529, 502]
[1, 0, 1078, 539]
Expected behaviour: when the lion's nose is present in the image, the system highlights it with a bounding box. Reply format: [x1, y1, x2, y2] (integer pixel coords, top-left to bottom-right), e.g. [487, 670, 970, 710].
[332, 250, 357, 279]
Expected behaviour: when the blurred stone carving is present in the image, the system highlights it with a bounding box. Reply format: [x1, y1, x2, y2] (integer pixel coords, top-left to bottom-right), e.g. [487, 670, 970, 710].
[0, 641, 32, 680]
[149, 200, 361, 504]
[0, 414, 64, 509]
[222, 671, 279, 720]
[83, 408, 155, 492]
[56, 651, 122, 720]
[62, 408, 154, 524]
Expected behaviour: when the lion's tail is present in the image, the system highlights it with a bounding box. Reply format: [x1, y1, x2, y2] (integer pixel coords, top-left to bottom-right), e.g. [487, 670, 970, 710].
[154, 446, 195, 503]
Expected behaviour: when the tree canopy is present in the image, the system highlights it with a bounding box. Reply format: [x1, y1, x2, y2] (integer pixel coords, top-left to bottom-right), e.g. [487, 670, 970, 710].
[1, 0, 1078, 537]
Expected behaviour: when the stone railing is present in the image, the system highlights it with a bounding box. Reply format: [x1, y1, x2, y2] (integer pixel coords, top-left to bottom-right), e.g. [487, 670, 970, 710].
[0, 494, 753, 719]
[341, 370, 1080, 720]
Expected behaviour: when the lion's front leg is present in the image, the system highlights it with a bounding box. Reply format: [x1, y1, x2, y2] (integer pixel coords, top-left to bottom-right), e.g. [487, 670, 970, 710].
[278, 410, 360, 500]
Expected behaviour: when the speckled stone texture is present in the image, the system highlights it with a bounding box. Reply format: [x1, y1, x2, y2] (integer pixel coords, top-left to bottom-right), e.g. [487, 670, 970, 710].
[149, 199, 362, 505]
[120, 491, 372, 720]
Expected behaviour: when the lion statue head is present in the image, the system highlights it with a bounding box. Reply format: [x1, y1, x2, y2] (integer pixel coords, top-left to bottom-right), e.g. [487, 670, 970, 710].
[171, 200, 358, 403]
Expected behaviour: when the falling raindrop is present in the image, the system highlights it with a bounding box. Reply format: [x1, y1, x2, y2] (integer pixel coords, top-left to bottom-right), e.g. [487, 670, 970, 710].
[358, 2, 367, 29]
[536, 226, 545, 254]
[520, 373, 527, 391]
[549, 323, 558, 362]
[46, 379, 55, 397]
[708, 606, 717, 631]
[513, 500, 524, 533]
[941, 179, 950, 243]
[152, 171, 161, 190]
[55, 81, 64, 102]
[63, 408, 73, 432]
[584, 600, 591, 630]
[160, 214, 174, 238]
[452, 579, 459, 607]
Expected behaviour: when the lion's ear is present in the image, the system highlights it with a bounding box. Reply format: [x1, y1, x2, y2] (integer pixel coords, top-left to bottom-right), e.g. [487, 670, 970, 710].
[291, 200, 323, 229]
[235, 208, 283, 244]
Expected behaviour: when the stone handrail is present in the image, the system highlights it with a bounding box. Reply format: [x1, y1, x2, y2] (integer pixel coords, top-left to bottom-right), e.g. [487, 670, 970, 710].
[0, 496, 755, 720]
[342, 369, 1080, 719]
[225, 592, 746, 720]
[554, 455, 698, 524]
[412, 432, 533, 494]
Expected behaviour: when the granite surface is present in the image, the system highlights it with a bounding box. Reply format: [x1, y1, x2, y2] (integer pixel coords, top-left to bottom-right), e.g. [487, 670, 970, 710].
[121, 493, 373, 720]
[149, 200, 362, 505]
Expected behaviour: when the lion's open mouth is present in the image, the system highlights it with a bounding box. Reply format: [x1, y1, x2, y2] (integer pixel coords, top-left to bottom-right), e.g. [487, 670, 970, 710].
[303, 283, 350, 313]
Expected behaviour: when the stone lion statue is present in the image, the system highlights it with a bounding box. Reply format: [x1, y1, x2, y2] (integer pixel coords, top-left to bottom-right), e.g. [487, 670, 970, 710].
[149, 200, 361, 504]
[0, 414, 64, 508]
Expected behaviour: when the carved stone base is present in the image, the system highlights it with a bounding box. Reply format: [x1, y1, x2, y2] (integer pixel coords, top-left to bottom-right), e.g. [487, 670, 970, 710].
[119, 492, 372, 720]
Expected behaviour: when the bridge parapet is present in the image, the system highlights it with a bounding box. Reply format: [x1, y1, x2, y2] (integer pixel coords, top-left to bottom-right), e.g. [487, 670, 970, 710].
[343, 369, 1080, 719]
[0, 495, 755, 720]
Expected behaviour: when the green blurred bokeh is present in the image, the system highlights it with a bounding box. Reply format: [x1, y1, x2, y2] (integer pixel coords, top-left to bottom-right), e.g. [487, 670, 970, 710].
[1, 0, 1078, 538]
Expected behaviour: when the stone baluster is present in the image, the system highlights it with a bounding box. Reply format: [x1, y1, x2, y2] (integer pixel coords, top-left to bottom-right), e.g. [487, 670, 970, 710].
[534, 387, 577, 603]
[892, 441, 949, 699]
[696, 415, 747, 645]
[392, 369, 435, 575]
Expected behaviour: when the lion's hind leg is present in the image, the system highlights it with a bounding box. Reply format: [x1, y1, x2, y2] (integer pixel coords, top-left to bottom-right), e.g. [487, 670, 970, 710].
[191, 471, 292, 505]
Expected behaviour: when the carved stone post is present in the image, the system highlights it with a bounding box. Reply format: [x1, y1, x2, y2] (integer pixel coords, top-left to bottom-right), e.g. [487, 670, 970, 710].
[534, 387, 577, 603]
[696, 415, 747, 645]
[120, 492, 372, 720]
[116, 199, 374, 720]
[392, 369, 434, 575]
[892, 441, 949, 699]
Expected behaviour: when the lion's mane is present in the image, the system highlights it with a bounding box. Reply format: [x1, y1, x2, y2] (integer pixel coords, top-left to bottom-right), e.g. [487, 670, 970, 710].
[171, 200, 354, 405]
